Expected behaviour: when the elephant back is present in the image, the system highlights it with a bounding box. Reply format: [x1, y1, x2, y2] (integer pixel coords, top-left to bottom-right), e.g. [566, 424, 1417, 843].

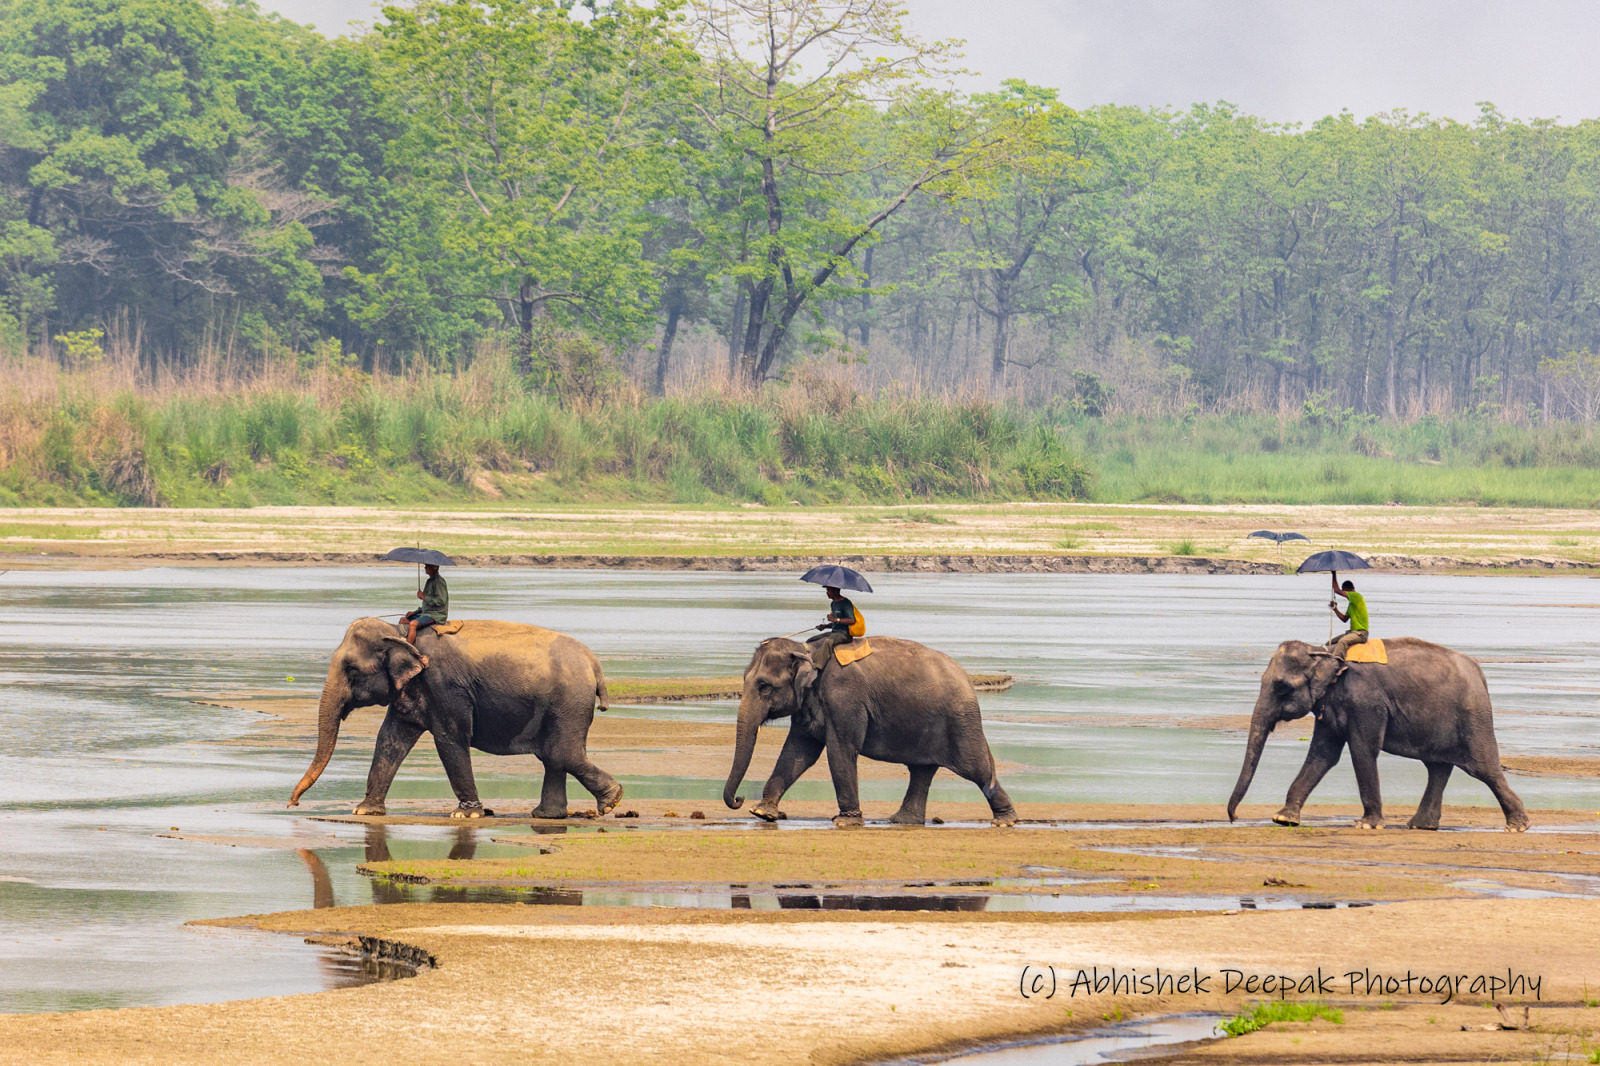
[822, 635, 976, 704]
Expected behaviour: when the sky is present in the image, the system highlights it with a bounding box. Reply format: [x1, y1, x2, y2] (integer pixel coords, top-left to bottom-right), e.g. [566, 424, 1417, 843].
[258, 0, 1600, 126]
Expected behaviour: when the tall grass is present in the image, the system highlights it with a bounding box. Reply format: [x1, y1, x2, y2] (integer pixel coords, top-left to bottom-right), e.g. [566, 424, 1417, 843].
[0, 351, 1091, 507]
[6, 351, 1600, 508]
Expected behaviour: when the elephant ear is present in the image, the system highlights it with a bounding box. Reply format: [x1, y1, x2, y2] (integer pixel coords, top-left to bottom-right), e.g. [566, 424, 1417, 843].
[1305, 650, 1346, 720]
[788, 648, 818, 708]
[381, 636, 427, 692]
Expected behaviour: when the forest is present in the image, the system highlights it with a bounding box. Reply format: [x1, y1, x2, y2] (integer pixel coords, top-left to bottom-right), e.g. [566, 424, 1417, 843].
[7, 0, 1600, 509]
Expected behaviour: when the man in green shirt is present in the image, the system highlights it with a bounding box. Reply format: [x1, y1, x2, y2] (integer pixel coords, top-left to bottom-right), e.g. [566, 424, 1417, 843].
[1328, 572, 1368, 658]
[404, 564, 449, 664]
[805, 585, 857, 670]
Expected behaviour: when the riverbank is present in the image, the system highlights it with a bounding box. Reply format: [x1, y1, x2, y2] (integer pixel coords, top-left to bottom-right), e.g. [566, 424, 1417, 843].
[0, 852, 1594, 1065]
[5, 502, 1600, 572]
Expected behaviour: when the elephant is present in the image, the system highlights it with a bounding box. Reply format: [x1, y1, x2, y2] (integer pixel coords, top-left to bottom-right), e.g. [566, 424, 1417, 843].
[287, 618, 623, 820]
[1227, 637, 1529, 832]
[723, 636, 1017, 827]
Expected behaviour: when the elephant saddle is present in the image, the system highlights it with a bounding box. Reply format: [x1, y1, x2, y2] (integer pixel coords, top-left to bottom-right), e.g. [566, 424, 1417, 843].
[834, 638, 873, 666]
[1345, 638, 1387, 664]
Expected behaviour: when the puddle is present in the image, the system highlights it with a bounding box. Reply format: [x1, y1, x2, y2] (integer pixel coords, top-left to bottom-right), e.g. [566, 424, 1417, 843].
[889, 1013, 1226, 1064]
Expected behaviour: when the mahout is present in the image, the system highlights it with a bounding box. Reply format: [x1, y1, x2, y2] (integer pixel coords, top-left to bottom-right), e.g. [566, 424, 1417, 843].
[724, 636, 1016, 827]
[1228, 638, 1529, 831]
[288, 618, 622, 819]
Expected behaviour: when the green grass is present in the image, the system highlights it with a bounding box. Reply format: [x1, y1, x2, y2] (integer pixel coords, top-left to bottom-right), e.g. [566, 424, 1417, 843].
[1055, 533, 1083, 549]
[1220, 1001, 1344, 1037]
[9, 355, 1600, 509]
[0, 522, 99, 539]
[1169, 538, 1197, 556]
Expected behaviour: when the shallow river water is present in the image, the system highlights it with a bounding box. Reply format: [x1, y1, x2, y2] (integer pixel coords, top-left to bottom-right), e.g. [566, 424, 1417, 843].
[1, 567, 1597, 1012]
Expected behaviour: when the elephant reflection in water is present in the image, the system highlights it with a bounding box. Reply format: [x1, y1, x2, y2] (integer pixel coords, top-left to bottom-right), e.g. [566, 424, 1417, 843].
[294, 825, 483, 908]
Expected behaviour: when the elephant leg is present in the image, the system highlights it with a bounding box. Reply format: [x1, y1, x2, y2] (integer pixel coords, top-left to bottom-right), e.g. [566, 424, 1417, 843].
[752, 730, 824, 822]
[354, 712, 425, 816]
[889, 765, 937, 825]
[824, 730, 864, 827]
[532, 763, 571, 820]
[1346, 733, 1385, 829]
[944, 742, 1018, 827]
[1407, 761, 1453, 830]
[432, 731, 491, 819]
[566, 757, 624, 816]
[1275, 726, 1344, 826]
[1459, 762, 1531, 833]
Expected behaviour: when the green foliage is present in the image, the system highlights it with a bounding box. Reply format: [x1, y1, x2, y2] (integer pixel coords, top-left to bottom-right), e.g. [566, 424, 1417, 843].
[1220, 1001, 1344, 1037]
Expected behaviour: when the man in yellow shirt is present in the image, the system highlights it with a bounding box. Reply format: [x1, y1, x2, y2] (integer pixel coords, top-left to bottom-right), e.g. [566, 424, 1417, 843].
[1328, 572, 1369, 658]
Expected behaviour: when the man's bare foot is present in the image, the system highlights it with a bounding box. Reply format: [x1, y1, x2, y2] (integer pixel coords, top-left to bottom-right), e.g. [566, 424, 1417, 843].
[419, 654, 429, 669]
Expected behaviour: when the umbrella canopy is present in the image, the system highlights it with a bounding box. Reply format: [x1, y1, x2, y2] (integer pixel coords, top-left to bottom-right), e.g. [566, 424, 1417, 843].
[799, 564, 873, 593]
[380, 547, 456, 567]
[1248, 530, 1308, 544]
[1296, 549, 1369, 573]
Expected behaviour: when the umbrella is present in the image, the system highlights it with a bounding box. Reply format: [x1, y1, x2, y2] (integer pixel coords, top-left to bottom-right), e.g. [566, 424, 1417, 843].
[1248, 530, 1308, 543]
[381, 546, 456, 598]
[798, 564, 873, 594]
[1296, 549, 1369, 574]
[380, 547, 456, 567]
[1298, 549, 1371, 640]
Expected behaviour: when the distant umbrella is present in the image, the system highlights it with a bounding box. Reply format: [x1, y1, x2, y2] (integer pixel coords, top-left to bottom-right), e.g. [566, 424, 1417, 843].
[1248, 530, 1309, 544]
[1296, 550, 1370, 574]
[799, 564, 873, 593]
[380, 547, 456, 567]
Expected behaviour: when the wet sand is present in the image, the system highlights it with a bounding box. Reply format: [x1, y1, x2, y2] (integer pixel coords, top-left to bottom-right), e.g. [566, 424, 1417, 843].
[0, 892, 1595, 1064]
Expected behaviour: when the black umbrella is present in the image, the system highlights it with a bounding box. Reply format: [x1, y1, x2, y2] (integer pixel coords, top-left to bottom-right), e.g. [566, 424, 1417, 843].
[799, 564, 873, 593]
[381, 546, 456, 597]
[1298, 550, 1371, 640]
[1296, 549, 1369, 573]
[1248, 530, 1308, 543]
[380, 547, 457, 566]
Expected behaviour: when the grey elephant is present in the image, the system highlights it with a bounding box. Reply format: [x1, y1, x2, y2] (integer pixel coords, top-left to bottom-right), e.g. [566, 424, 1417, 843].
[1228, 638, 1529, 832]
[723, 636, 1017, 827]
[287, 618, 623, 819]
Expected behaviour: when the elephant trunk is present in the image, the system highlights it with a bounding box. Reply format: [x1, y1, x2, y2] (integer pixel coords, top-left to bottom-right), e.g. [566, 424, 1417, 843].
[1227, 699, 1275, 822]
[723, 695, 763, 809]
[288, 668, 348, 807]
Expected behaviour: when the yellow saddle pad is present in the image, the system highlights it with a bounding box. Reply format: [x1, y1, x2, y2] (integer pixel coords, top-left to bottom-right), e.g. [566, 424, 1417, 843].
[834, 638, 873, 666]
[1346, 638, 1387, 664]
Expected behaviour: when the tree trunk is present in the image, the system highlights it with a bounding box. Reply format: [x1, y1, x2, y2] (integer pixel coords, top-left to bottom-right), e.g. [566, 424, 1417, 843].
[654, 291, 685, 396]
[858, 244, 874, 348]
[518, 279, 537, 377]
[726, 286, 747, 382]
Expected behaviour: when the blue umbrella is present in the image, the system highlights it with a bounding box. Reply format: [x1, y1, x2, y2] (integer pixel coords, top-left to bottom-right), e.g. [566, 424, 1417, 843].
[799, 564, 873, 593]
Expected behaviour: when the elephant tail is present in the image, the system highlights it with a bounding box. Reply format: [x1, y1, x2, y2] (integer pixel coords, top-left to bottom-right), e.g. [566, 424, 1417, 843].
[594, 660, 610, 713]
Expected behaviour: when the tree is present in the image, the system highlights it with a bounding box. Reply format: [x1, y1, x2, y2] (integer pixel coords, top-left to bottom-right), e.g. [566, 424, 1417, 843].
[689, 0, 1018, 382]
[373, 0, 694, 367]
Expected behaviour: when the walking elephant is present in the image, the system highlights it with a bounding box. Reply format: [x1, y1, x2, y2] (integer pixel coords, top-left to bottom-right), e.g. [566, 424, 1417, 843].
[1227, 638, 1528, 832]
[287, 618, 623, 819]
[723, 636, 1017, 827]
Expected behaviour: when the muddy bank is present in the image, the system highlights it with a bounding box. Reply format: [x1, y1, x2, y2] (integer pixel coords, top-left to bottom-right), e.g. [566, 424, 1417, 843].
[2, 898, 1594, 1065]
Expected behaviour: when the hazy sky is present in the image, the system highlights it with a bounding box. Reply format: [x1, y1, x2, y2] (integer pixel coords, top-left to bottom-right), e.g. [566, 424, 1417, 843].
[259, 0, 1600, 125]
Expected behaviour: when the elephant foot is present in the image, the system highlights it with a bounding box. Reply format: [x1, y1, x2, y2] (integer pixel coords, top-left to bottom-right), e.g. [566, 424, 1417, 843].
[750, 802, 785, 822]
[450, 804, 492, 820]
[1405, 817, 1439, 831]
[1504, 818, 1531, 833]
[1270, 811, 1300, 827]
[990, 812, 1017, 828]
[595, 782, 624, 817]
[530, 806, 567, 820]
[1355, 818, 1383, 830]
[887, 811, 926, 826]
[832, 812, 865, 828]
[352, 800, 387, 817]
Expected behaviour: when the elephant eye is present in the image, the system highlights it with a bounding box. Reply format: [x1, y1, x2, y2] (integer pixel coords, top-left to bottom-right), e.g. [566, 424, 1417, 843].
[757, 681, 771, 693]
